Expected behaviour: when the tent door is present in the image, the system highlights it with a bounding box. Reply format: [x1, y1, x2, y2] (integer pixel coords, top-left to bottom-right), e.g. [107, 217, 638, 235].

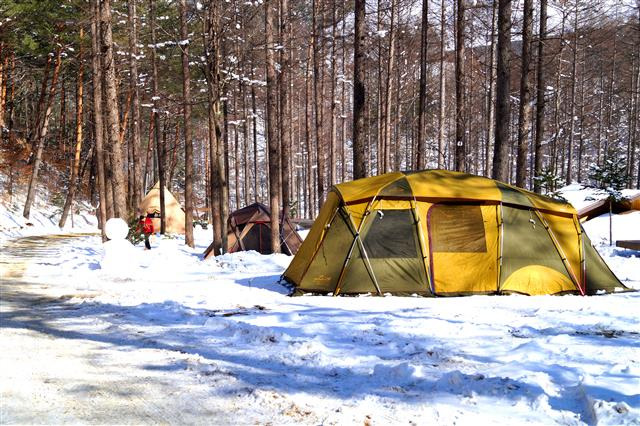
[427, 203, 499, 295]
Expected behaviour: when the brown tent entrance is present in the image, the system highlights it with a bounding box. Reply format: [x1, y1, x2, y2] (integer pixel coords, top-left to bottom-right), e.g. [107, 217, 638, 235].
[204, 203, 303, 258]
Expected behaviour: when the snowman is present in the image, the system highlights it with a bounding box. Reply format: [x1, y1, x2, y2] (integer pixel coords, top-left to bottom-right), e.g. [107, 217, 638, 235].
[100, 218, 138, 279]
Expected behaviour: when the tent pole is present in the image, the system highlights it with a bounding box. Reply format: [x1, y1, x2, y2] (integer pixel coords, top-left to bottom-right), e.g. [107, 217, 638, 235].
[354, 236, 382, 296]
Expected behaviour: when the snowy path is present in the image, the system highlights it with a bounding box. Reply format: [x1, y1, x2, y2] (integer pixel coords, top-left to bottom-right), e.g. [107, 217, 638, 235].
[0, 235, 235, 425]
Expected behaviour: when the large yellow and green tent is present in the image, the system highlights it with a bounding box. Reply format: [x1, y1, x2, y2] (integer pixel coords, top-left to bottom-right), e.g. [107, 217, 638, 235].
[284, 170, 629, 296]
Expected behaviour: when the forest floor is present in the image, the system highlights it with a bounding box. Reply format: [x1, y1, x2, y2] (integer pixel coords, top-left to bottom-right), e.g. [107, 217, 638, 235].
[1, 225, 639, 425]
[1, 184, 640, 425]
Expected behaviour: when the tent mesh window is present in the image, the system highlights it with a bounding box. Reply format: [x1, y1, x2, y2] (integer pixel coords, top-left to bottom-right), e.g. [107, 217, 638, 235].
[430, 204, 487, 253]
[362, 209, 418, 258]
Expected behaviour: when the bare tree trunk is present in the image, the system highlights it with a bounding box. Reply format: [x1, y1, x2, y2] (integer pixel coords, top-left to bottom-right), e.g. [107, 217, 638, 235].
[59, 29, 85, 228]
[0, 43, 5, 130]
[143, 112, 154, 192]
[280, 0, 291, 219]
[313, 0, 326, 210]
[604, 22, 617, 157]
[128, 0, 142, 210]
[515, 0, 532, 188]
[455, 0, 466, 172]
[150, 0, 165, 232]
[233, 90, 240, 210]
[417, 0, 429, 170]
[533, 0, 547, 193]
[485, 0, 497, 177]
[329, 0, 337, 185]
[437, 0, 447, 169]
[29, 54, 52, 149]
[90, 1, 107, 240]
[23, 48, 62, 219]
[250, 64, 259, 202]
[636, 7, 640, 189]
[577, 49, 586, 183]
[305, 45, 314, 217]
[59, 80, 67, 161]
[180, 0, 194, 247]
[220, 97, 230, 245]
[565, 3, 578, 185]
[265, 0, 281, 253]
[353, 0, 366, 179]
[492, 0, 511, 182]
[383, 0, 397, 173]
[241, 80, 249, 205]
[376, 0, 383, 174]
[340, 0, 347, 181]
[101, 0, 127, 219]
[6, 52, 16, 148]
[550, 12, 566, 177]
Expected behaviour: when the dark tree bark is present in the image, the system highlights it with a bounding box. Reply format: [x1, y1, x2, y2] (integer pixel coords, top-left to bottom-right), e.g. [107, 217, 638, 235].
[533, 0, 547, 193]
[128, 0, 142, 210]
[101, 0, 127, 219]
[455, 0, 466, 172]
[492, 0, 511, 182]
[383, 0, 397, 173]
[305, 44, 313, 217]
[265, 0, 281, 253]
[180, 0, 194, 247]
[417, 0, 429, 170]
[437, 0, 447, 169]
[565, 3, 579, 185]
[250, 65, 259, 202]
[352, 0, 366, 179]
[329, 0, 337, 184]
[90, 0, 107, 240]
[312, 0, 326, 210]
[485, 0, 497, 176]
[280, 0, 291, 219]
[29, 53, 52, 149]
[59, 29, 85, 228]
[23, 48, 62, 219]
[150, 0, 165, 233]
[515, 0, 533, 188]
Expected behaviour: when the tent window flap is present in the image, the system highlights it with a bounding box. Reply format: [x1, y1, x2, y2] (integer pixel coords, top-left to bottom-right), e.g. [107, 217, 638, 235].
[430, 204, 487, 253]
[362, 209, 418, 259]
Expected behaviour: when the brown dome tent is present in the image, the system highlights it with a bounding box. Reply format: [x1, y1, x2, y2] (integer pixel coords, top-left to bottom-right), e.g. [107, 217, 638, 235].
[138, 182, 186, 234]
[204, 203, 303, 258]
[284, 170, 630, 297]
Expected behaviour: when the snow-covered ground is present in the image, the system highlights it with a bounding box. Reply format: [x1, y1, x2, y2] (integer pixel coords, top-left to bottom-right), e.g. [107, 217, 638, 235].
[1, 189, 639, 425]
